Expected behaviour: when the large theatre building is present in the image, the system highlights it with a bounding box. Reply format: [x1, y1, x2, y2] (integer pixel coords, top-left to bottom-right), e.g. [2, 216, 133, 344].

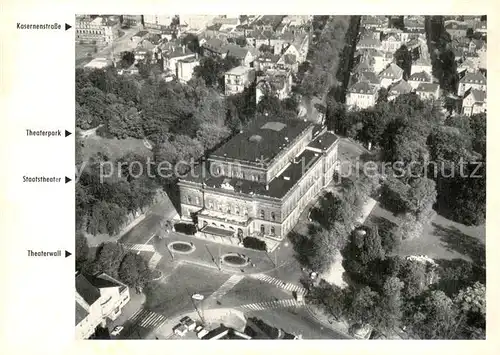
[178, 116, 339, 245]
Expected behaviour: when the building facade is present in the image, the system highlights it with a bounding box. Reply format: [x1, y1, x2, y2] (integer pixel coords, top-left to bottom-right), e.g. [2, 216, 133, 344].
[224, 66, 256, 96]
[143, 15, 173, 30]
[457, 72, 487, 96]
[177, 117, 339, 245]
[75, 272, 130, 340]
[176, 57, 200, 83]
[75, 16, 120, 46]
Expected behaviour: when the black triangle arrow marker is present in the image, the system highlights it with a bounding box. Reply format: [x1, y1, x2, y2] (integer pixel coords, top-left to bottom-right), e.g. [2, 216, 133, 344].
[65, 23, 72, 31]
[65, 250, 72, 258]
[65, 130, 72, 137]
[65, 176, 72, 183]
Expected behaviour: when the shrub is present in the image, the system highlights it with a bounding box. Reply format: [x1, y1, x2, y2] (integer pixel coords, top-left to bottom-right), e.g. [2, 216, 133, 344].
[243, 237, 267, 251]
[174, 223, 197, 235]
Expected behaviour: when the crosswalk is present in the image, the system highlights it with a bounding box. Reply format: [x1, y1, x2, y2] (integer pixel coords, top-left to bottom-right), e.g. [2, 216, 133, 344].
[239, 298, 305, 312]
[123, 243, 155, 252]
[207, 274, 244, 301]
[249, 274, 307, 295]
[148, 252, 163, 269]
[128, 308, 167, 330]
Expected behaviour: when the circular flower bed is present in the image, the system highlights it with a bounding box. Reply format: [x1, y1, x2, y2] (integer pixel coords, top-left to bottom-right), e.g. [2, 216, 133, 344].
[222, 253, 249, 267]
[168, 241, 195, 254]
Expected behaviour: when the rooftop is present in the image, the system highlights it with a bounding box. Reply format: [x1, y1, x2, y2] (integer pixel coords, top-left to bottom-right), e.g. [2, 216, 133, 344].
[349, 81, 378, 95]
[461, 71, 486, 84]
[225, 65, 254, 76]
[409, 71, 432, 82]
[416, 83, 440, 92]
[307, 131, 339, 151]
[206, 147, 321, 199]
[379, 63, 403, 79]
[75, 273, 101, 306]
[465, 89, 487, 103]
[389, 80, 412, 95]
[75, 301, 89, 326]
[210, 116, 312, 166]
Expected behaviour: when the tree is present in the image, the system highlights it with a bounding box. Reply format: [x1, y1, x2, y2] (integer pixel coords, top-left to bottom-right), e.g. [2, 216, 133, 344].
[119, 51, 135, 68]
[75, 232, 90, 270]
[399, 259, 428, 298]
[408, 290, 462, 339]
[345, 286, 380, 326]
[259, 44, 273, 53]
[377, 276, 404, 332]
[118, 253, 152, 288]
[404, 177, 436, 218]
[307, 226, 343, 273]
[92, 242, 126, 278]
[394, 45, 412, 79]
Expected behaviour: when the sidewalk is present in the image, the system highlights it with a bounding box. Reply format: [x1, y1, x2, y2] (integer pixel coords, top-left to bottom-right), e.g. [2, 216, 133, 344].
[305, 304, 351, 338]
[155, 232, 279, 275]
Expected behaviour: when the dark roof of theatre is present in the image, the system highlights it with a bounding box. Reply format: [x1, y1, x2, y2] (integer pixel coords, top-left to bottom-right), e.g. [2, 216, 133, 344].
[307, 131, 339, 151]
[203, 148, 321, 199]
[75, 301, 89, 325]
[210, 116, 313, 166]
[75, 273, 101, 306]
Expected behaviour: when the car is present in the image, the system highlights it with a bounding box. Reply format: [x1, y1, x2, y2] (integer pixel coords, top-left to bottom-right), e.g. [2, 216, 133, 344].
[110, 325, 124, 336]
[197, 328, 209, 339]
[173, 323, 188, 337]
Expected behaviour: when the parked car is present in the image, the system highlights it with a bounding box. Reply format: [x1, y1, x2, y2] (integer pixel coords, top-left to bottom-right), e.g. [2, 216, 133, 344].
[110, 325, 124, 336]
[179, 316, 196, 331]
[197, 328, 209, 339]
[173, 323, 188, 337]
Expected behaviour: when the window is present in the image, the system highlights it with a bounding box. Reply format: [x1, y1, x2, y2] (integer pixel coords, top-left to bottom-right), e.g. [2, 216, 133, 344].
[237, 228, 243, 238]
[260, 225, 265, 234]
[271, 227, 275, 234]
[271, 212, 276, 221]
[187, 196, 192, 204]
[221, 224, 225, 229]
[260, 210, 265, 219]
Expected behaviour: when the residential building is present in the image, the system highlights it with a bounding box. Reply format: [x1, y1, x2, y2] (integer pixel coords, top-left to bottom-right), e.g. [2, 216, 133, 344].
[457, 71, 486, 96]
[201, 38, 228, 57]
[458, 58, 480, 75]
[179, 15, 217, 31]
[177, 116, 339, 244]
[224, 66, 256, 96]
[445, 21, 468, 39]
[282, 15, 311, 27]
[357, 36, 382, 51]
[468, 39, 486, 54]
[162, 44, 196, 73]
[388, 80, 412, 101]
[84, 58, 113, 70]
[254, 53, 281, 72]
[379, 63, 404, 88]
[346, 81, 379, 110]
[75, 16, 120, 46]
[224, 44, 258, 67]
[75, 272, 130, 340]
[361, 16, 389, 32]
[122, 15, 142, 26]
[359, 49, 391, 73]
[380, 33, 403, 53]
[411, 57, 433, 76]
[474, 20, 487, 36]
[408, 71, 432, 90]
[131, 30, 149, 43]
[143, 15, 173, 30]
[256, 69, 293, 103]
[176, 56, 200, 83]
[415, 83, 440, 101]
[462, 89, 487, 116]
[404, 16, 425, 33]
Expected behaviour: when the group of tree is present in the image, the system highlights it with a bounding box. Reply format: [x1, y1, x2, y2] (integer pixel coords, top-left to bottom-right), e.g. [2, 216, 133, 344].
[303, 173, 377, 274]
[424, 16, 459, 93]
[192, 55, 240, 90]
[77, 239, 153, 289]
[306, 223, 486, 339]
[300, 16, 351, 99]
[327, 93, 485, 226]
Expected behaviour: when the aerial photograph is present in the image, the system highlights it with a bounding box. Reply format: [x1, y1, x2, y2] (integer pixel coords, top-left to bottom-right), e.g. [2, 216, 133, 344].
[74, 14, 486, 340]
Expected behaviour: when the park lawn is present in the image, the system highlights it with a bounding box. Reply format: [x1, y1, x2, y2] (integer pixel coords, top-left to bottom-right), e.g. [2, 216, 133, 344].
[366, 204, 485, 266]
[82, 135, 153, 162]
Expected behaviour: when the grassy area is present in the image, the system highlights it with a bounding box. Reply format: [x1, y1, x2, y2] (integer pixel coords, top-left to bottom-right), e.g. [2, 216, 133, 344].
[366, 204, 485, 266]
[75, 43, 98, 66]
[82, 135, 153, 162]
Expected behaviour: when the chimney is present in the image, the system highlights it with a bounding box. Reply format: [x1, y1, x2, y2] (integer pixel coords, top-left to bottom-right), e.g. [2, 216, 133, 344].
[266, 184, 269, 190]
[182, 44, 186, 53]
